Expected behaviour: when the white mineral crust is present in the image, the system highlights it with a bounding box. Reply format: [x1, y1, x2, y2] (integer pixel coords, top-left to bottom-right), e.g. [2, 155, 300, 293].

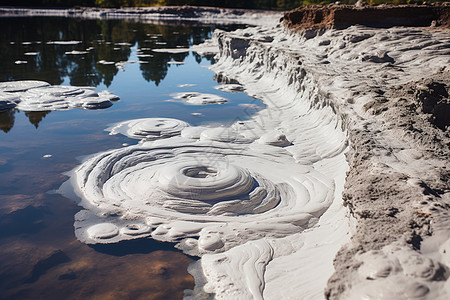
[0, 80, 119, 111]
[57, 9, 450, 300]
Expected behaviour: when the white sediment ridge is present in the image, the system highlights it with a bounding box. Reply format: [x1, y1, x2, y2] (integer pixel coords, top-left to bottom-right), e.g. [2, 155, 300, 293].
[0, 80, 119, 111]
[106, 118, 189, 140]
[47, 7, 450, 300]
[172, 92, 228, 105]
[60, 20, 349, 300]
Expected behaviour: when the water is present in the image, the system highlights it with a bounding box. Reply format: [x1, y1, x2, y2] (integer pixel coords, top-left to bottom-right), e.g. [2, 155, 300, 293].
[0, 17, 261, 299]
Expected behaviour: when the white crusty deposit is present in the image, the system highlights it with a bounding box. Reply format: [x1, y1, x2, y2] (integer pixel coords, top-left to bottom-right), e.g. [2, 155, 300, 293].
[65, 111, 346, 252]
[60, 20, 351, 300]
[207, 22, 450, 299]
[61, 18, 351, 300]
[214, 83, 245, 93]
[106, 118, 189, 140]
[0, 80, 119, 111]
[58, 10, 450, 300]
[171, 92, 228, 105]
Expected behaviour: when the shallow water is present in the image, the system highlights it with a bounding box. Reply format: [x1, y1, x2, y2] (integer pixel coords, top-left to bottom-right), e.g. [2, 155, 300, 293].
[0, 17, 261, 299]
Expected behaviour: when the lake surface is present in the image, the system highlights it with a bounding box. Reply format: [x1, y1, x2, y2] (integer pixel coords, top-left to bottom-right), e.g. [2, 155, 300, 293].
[0, 17, 261, 299]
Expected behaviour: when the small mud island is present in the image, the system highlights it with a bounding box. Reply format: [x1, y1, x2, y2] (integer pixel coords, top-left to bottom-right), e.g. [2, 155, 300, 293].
[2, 2, 448, 299]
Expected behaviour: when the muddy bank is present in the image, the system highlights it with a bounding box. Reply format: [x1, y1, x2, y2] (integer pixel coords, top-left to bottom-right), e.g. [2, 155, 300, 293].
[2, 4, 449, 299]
[327, 70, 450, 299]
[192, 6, 450, 298]
[282, 3, 450, 31]
[278, 4, 450, 299]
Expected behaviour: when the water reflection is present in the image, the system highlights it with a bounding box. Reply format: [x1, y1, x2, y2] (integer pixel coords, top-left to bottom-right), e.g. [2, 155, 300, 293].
[0, 110, 53, 131]
[90, 238, 184, 257]
[0, 110, 14, 132]
[0, 17, 246, 132]
[0, 200, 48, 238]
[25, 111, 51, 128]
[0, 17, 218, 87]
[0, 141, 196, 300]
[0, 17, 255, 299]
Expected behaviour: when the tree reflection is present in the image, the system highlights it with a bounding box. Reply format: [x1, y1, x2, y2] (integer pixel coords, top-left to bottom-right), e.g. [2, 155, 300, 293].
[0, 110, 53, 132]
[0, 110, 15, 133]
[25, 111, 51, 129]
[0, 17, 240, 131]
[0, 17, 218, 87]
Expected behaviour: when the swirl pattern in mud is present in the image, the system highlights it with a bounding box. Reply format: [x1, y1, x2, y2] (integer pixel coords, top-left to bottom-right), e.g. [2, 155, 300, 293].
[0, 80, 119, 111]
[65, 118, 336, 256]
[172, 92, 228, 105]
[106, 118, 189, 140]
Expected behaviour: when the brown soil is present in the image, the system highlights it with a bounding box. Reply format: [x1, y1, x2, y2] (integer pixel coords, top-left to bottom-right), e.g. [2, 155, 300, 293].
[282, 3, 450, 31]
[325, 69, 450, 299]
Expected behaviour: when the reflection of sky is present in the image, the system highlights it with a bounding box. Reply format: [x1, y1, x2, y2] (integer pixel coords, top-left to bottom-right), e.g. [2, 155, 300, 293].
[0, 18, 269, 196]
[0, 18, 267, 214]
[0, 18, 266, 203]
[0, 18, 265, 299]
[1, 47, 264, 162]
[93, 49, 263, 126]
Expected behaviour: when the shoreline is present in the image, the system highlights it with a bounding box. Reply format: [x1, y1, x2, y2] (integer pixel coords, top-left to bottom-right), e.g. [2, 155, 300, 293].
[3, 4, 449, 299]
[0, 5, 282, 25]
[279, 4, 450, 299]
[170, 8, 450, 298]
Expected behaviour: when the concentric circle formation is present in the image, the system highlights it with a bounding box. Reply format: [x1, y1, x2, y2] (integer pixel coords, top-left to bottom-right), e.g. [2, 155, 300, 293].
[157, 161, 254, 201]
[172, 92, 228, 105]
[99, 150, 283, 217]
[70, 129, 335, 249]
[0, 80, 119, 111]
[107, 118, 189, 140]
[87, 223, 119, 239]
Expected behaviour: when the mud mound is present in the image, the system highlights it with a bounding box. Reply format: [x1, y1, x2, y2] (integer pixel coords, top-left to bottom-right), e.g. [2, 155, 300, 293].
[282, 3, 450, 31]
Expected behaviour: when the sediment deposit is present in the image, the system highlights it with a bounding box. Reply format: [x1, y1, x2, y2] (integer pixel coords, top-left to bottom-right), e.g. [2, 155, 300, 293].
[283, 3, 450, 31]
[0, 80, 119, 111]
[279, 4, 449, 299]
[61, 10, 350, 300]
[37, 3, 450, 299]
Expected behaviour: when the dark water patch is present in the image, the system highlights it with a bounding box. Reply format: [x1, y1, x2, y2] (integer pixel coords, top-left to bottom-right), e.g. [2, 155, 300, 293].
[24, 250, 71, 284]
[0, 204, 48, 237]
[0, 17, 257, 299]
[0, 17, 242, 87]
[90, 237, 188, 257]
[58, 271, 77, 281]
[0, 110, 15, 133]
[0, 192, 196, 300]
